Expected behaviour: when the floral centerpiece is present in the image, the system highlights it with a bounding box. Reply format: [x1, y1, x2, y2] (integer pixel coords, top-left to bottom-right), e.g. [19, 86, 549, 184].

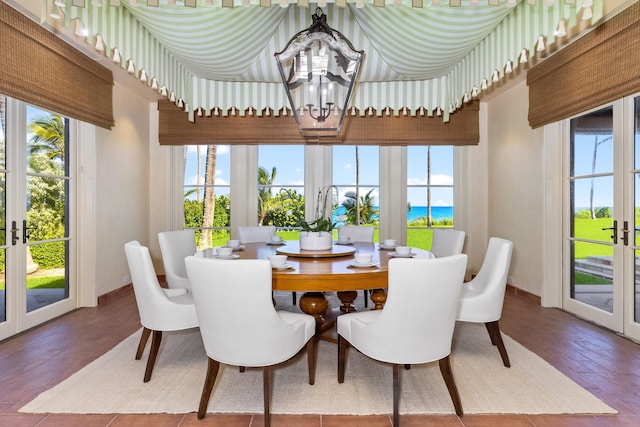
[299, 186, 337, 251]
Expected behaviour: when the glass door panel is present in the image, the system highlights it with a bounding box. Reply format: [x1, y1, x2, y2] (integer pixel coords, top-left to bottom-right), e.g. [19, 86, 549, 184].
[0, 97, 73, 340]
[565, 106, 621, 330]
[0, 95, 5, 325]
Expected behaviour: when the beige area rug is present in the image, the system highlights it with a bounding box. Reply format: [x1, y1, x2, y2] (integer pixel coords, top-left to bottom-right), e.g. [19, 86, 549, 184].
[20, 308, 616, 416]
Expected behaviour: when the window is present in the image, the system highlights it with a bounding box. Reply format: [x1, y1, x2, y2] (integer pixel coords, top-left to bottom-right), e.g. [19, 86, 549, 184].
[407, 146, 454, 249]
[183, 145, 230, 250]
[257, 145, 304, 239]
[332, 146, 379, 237]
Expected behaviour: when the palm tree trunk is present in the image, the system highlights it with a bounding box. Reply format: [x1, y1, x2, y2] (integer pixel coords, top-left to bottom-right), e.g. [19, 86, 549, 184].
[355, 146, 360, 226]
[196, 146, 202, 203]
[200, 145, 217, 248]
[427, 146, 433, 227]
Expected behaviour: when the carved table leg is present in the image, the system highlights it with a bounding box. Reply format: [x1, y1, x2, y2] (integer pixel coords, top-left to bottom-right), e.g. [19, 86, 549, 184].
[370, 288, 387, 310]
[337, 290, 358, 313]
[299, 292, 329, 333]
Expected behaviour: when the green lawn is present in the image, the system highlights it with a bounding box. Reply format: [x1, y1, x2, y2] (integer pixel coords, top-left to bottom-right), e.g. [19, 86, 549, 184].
[0, 275, 65, 290]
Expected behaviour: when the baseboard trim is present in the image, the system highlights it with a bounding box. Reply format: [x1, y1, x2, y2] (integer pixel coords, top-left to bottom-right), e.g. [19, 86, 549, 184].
[506, 284, 541, 305]
[97, 284, 132, 305]
[97, 275, 166, 305]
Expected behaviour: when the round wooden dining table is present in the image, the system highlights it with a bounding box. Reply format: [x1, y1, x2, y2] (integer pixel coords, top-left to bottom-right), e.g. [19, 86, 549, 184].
[202, 241, 434, 329]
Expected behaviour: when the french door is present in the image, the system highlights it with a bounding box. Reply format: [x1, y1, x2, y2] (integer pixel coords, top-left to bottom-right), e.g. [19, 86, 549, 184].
[563, 96, 640, 341]
[0, 96, 74, 341]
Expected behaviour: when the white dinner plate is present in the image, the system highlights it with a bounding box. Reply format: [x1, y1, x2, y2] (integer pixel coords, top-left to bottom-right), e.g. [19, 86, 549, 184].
[335, 241, 354, 246]
[378, 243, 398, 250]
[272, 263, 294, 270]
[213, 254, 240, 260]
[226, 245, 245, 251]
[266, 241, 286, 246]
[348, 261, 378, 268]
[388, 252, 415, 258]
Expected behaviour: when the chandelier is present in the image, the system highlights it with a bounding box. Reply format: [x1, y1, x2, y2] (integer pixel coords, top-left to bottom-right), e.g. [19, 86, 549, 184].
[274, 8, 364, 138]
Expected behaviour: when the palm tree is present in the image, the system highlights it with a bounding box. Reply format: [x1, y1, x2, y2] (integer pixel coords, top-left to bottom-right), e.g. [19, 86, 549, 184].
[258, 166, 277, 225]
[355, 146, 361, 225]
[427, 146, 433, 227]
[200, 145, 217, 248]
[341, 189, 377, 225]
[28, 114, 65, 162]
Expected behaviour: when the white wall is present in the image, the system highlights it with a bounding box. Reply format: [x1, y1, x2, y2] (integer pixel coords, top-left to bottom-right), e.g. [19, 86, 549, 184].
[483, 80, 545, 296]
[94, 83, 151, 296]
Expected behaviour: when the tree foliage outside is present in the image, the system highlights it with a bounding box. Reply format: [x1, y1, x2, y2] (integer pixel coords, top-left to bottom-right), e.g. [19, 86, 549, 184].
[575, 207, 611, 219]
[340, 189, 378, 226]
[184, 194, 230, 247]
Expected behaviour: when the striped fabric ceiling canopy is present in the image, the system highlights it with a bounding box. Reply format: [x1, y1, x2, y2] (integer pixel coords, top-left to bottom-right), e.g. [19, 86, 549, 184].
[52, 0, 602, 121]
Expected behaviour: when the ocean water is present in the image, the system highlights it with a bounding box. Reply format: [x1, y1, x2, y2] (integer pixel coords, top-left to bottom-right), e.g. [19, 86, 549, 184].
[406, 206, 453, 222]
[333, 206, 453, 222]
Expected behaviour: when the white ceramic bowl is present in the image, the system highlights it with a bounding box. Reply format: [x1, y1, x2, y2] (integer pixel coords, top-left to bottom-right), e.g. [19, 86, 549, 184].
[395, 246, 411, 256]
[354, 253, 373, 264]
[384, 239, 397, 247]
[338, 236, 351, 244]
[227, 239, 240, 248]
[269, 254, 287, 267]
[270, 235, 283, 243]
[216, 247, 233, 257]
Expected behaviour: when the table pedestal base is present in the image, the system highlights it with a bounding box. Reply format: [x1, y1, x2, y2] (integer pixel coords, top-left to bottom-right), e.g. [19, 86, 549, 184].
[336, 291, 358, 313]
[370, 289, 387, 310]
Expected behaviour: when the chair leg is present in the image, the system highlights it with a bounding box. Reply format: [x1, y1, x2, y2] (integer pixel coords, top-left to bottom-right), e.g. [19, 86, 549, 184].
[292, 291, 297, 305]
[392, 363, 400, 427]
[363, 289, 369, 308]
[306, 338, 316, 385]
[263, 366, 271, 427]
[143, 330, 162, 383]
[135, 327, 151, 360]
[438, 356, 463, 416]
[197, 357, 220, 419]
[485, 321, 511, 367]
[338, 335, 347, 383]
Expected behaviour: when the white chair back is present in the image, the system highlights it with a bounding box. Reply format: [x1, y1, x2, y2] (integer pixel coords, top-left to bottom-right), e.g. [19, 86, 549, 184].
[185, 256, 314, 367]
[344, 254, 467, 364]
[337, 225, 375, 242]
[124, 241, 198, 331]
[158, 229, 196, 290]
[237, 226, 276, 244]
[457, 237, 513, 323]
[430, 228, 465, 258]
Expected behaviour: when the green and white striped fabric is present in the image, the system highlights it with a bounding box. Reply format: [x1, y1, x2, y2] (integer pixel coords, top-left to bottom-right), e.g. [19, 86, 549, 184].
[58, 1, 602, 121]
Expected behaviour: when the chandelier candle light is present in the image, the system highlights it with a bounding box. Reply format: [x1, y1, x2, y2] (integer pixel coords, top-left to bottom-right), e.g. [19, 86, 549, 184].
[274, 8, 364, 138]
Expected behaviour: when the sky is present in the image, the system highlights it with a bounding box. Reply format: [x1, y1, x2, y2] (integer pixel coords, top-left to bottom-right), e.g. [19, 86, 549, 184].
[184, 144, 455, 207]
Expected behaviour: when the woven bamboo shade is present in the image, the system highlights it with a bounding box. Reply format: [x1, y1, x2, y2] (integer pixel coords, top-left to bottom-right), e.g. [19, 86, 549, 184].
[527, 2, 640, 129]
[0, 2, 114, 129]
[158, 100, 479, 146]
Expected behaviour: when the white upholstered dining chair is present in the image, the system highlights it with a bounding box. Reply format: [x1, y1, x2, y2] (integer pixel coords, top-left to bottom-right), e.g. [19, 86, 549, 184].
[237, 225, 276, 243]
[337, 225, 375, 243]
[430, 228, 466, 258]
[456, 237, 513, 367]
[158, 229, 196, 291]
[124, 241, 199, 382]
[338, 254, 468, 425]
[184, 256, 316, 424]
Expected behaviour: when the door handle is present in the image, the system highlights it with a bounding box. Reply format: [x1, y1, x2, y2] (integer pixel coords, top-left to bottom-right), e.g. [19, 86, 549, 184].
[621, 221, 630, 246]
[23, 220, 34, 244]
[602, 220, 618, 244]
[10, 220, 19, 246]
